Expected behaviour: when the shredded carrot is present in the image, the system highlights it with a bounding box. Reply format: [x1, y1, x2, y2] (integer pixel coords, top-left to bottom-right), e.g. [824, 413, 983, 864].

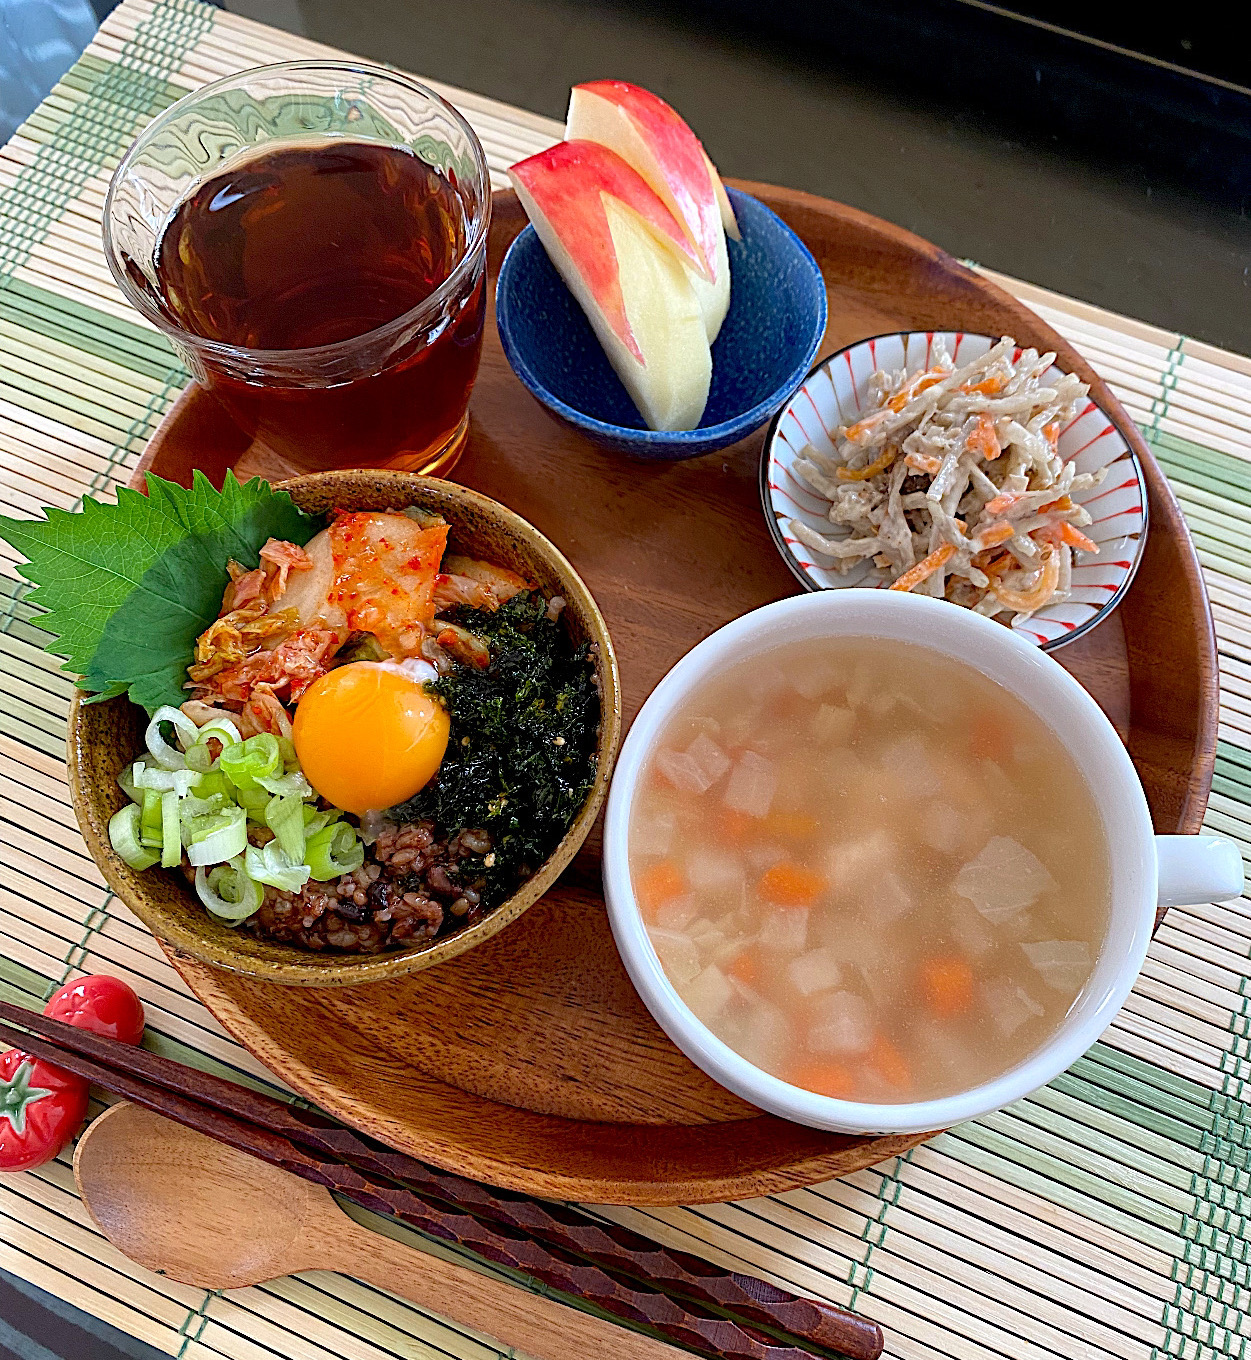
[841, 410, 891, 441]
[726, 950, 759, 986]
[787, 1060, 855, 1100]
[904, 451, 942, 476]
[887, 369, 945, 412]
[868, 1035, 911, 1091]
[837, 447, 896, 481]
[992, 546, 1060, 613]
[973, 521, 1014, 551]
[1059, 521, 1099, 554]
[1043, 420, 1061, 449]
[920, 956, 975, 1017]
[843, 369, 946, 438]
[889, 542, 955, 593]
[759, 862, 827, 907]
[763, 810, 821, 842]
[1038, 494, 1072, 513]
[976, 549, 1015, 582]
[983, 490, 1023, 516]
[966, 413, 1002, 461]
[960, 373, 1008, 397]
[635, 862, 686, 920]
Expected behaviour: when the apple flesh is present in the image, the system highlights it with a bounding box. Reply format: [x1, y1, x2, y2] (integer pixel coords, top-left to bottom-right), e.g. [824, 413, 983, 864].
[508, 140, 712, 431]
[566, 80, 737, 343]
[707, 151, 741, 242]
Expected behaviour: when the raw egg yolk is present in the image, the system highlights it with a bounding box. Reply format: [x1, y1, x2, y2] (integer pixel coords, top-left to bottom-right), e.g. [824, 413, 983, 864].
[293, 663, 450, 816]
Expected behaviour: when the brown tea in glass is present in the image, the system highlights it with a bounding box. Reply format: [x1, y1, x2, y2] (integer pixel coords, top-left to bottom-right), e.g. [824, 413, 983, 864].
[149, 141, 484, 471]
[104, 63, 492, 475]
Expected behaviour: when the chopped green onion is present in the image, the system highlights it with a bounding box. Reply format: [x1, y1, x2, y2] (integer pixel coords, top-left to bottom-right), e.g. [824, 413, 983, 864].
[181, 791, 229, 819]
[194, 769, 231, 802]
[244, 841, 310, 893]
[134, 762, 202, 797]
[145, 706, 198, 771]
[160, 790, 181, 868]
[108, 804, 159, 870]
[195, 860, 262, 923]
[303, 807, 339, 838]
[184, 741, 215, 773]
[185, 720, 244, 774]
[304, 822, 364, 880]
[197, 717, 242, 748]
[140, 788, 163, 847]
[117, 762, 142, 805]
[265, 793, 306, 862]
[119, 707, 361, 922]
[185, 805, 248, 867]
[234, 785, 271, 817]
[219, 733, 280, 790]
[257, 768, 314, 799]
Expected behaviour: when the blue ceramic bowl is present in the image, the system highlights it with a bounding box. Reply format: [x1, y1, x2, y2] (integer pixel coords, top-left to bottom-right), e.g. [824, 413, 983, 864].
[495, 187, 828, 459]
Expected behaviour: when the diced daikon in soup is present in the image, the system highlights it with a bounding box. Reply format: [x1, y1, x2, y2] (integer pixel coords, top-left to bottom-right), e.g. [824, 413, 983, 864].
[628, 637, 1110, 1104]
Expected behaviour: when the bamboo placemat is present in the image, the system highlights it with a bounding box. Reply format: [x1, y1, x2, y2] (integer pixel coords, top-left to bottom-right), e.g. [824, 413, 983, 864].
[2, 2, 1250, 1357]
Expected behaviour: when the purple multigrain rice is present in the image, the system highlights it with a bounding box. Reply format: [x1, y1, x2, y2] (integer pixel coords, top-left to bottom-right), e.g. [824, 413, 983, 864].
[245, 818, 491, 953]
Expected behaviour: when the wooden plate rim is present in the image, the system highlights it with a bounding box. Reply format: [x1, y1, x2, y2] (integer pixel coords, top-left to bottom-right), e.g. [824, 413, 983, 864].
[155, 180, 1216, 1202]
[168, 942, 937, 1203]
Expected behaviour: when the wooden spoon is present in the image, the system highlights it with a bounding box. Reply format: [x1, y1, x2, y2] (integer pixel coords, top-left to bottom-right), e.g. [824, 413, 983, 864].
[75, 1102, 683, 1360]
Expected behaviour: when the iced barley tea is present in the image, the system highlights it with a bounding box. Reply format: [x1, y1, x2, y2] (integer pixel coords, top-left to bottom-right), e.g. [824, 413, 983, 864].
[146, 140, 485, 470]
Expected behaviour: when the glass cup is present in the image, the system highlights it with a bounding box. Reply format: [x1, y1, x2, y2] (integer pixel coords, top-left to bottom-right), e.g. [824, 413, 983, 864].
[103, 61, 492, 476]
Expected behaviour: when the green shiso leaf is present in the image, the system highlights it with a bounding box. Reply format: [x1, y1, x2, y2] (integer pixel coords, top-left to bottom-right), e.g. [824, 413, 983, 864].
[0, 471, 318, 715]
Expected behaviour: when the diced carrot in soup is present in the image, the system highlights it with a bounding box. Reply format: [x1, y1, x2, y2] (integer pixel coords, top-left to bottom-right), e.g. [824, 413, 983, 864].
[629, 636, 1109, 1105]
[759, 862, 827, 906]
[716, 808, 754, 844]
[726, 950, 759, 986]
[868, 1034, 912, 1091]
[635, 861, 686, 920]
[920, 956, 975, 1016]
[786, 1060, 855, 1100]
[969, 710, 1011, 762]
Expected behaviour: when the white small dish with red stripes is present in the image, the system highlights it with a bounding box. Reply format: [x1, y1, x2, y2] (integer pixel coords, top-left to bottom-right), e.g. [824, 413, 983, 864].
[760, 330, 1148, 650]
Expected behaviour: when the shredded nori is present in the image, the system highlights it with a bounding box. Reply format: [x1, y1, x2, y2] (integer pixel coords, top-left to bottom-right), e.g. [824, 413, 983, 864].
[388, 592, 599, 908]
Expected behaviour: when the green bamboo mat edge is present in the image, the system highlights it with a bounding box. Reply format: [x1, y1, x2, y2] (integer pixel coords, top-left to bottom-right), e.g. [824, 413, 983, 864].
[0, 3, 1250, 1360]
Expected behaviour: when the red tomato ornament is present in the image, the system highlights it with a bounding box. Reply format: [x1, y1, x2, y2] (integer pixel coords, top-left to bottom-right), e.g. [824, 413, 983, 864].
[0, 1049, 89, 1172]
[44, 975, 145, 1046]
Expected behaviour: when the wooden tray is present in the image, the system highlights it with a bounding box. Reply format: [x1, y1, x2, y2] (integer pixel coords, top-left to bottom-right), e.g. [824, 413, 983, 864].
[140, 183, 1217, 1205]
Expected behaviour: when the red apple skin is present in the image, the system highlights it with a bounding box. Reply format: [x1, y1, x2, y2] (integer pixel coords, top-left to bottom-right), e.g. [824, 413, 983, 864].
[572, 80, 723, 281]
[508, 140, 702, 362]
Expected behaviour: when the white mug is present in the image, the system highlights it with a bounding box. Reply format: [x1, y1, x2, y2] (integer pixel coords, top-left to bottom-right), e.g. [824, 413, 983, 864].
[602, 590, 1243, 1135]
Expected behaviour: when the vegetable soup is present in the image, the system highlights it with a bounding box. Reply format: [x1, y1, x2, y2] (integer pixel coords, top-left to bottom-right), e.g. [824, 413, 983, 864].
[628, 637, 1110, 1104]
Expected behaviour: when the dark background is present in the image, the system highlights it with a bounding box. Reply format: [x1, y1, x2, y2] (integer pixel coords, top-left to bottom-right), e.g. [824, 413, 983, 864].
[215, 0, 1251, 354]
[5, 1, 1249, 1356]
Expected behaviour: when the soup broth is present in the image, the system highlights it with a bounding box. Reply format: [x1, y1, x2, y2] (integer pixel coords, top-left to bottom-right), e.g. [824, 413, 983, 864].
[628, 637, 1111, 1105]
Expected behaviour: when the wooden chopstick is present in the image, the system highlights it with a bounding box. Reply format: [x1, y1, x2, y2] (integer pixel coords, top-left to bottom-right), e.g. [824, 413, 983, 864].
[1, 1002, 874, 1355]
[0, 1003, 883, 1360]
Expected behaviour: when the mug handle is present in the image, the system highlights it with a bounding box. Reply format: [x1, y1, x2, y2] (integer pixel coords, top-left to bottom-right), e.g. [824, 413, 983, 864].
[1155, 835, 1244, 908]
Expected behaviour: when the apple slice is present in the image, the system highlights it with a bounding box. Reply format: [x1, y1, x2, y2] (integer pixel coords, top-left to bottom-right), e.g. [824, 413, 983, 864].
[706, 151, 742, 241]
[567, 80, 737, 342]
[508, 140, 711, 431]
